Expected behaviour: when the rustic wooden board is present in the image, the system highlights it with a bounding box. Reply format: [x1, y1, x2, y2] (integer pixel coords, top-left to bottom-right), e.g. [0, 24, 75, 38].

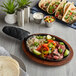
[22, 34, 73, 66]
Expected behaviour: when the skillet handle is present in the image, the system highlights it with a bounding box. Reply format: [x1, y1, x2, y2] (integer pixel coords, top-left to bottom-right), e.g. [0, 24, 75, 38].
[2, 26, 30, 41]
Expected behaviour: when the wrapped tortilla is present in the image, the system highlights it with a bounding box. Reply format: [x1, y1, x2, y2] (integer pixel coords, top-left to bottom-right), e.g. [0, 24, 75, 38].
[0, 56, 20, 76]
[55, 0, 67, 20]
[64, 2, 74, 14]
[62, 4, 76, 24]
[39, 0, 52, 11]
[47, 0, 61, 14]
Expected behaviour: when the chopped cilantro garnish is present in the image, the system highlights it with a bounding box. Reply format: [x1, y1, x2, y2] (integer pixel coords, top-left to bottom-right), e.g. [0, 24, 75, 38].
[49, 5, 55, 13]
[45, 2, 50, 6]
[65, 15, 69, 19]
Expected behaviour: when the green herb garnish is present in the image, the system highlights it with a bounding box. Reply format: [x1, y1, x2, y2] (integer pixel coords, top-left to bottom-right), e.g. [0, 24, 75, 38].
[48, 43, 53, 48]
[49, 5, 55, 13]
[45, 2, 49, 6]
[36, 36, 44, 39]
[63, 3, 66, 8]
[44, 41, 48, 43]
[48, 50, 51, 54]
[65, 15, 69, 19]
[34, 42, 39, 47]
[59, 42, 64, 45]
[55, 2, 60, 5]
[58, 48, 62, 53]
[69, 10, 71, 12]
[58, 9, 63, 14]
[70, 16, 73, 20]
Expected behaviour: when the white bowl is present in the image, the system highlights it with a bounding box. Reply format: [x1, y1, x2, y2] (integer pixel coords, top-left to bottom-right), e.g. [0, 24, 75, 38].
[33, 12, 44, 24]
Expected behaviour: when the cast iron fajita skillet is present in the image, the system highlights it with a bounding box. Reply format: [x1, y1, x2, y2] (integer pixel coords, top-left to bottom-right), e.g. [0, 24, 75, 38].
[2, 26, 73, 66]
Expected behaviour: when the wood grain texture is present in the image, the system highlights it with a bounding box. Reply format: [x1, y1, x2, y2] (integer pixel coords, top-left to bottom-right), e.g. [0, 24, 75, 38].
[0, 0, 76, 76]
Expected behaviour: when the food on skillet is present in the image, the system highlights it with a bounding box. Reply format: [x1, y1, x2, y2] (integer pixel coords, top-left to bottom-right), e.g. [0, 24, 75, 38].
[0, 56, 20, 76]
[44, 16, 55, 23]
[55, 0, 67, 20]
[39, 0, 51, 11]
[62, 4, 76, 23]
[26, 35, 70, 60]
[47, 0, 61, 14]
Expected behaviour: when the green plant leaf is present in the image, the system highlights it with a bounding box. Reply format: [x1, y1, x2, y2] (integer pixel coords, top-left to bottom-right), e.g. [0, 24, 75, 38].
[2, 9, 8, 13]
[17, 0, 32, 8]
[0, 0, 17, 14]
[0, 5, 5, 8]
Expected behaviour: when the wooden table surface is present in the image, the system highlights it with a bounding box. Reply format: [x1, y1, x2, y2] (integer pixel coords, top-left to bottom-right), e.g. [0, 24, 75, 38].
[0, 0, 76, 76]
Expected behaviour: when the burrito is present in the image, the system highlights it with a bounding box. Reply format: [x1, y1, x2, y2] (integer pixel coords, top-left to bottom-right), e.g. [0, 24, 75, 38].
[62, 4, 76, 24]
[39, 0, 51, 11]
[47, 0, 61, 14]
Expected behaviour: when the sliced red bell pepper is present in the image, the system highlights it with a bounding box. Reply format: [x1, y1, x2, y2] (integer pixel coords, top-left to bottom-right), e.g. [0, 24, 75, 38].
[48, 40, 56, 46]
[53, 41, 56, 46]
[43, 48, 47, 51]
[56, 5, 58, 7]
[50, 20, 52, 22]
[48, 2, 50, 3]
[47, 40, 54, 43]
[44, 54, 48, 57]
[70, 12, 72, 15]
[36, 46, 42, 51]
[55, 14, 58, 17]
[42, 44, 49, 51]
[43, 44, 48, 46]
[52, 9, 55, 12]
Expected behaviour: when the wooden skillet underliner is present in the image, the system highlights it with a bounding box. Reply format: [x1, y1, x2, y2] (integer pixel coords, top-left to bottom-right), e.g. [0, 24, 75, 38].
[22, 34, 73, 66]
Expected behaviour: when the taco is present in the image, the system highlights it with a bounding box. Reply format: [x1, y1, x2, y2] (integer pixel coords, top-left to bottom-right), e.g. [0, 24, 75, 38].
[63, 2, 74, 15]
[55, 0, 67, 20]
[47, 0, 61, 14]
[39, 0, 51, 11]
[62, 4, 76, 24]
